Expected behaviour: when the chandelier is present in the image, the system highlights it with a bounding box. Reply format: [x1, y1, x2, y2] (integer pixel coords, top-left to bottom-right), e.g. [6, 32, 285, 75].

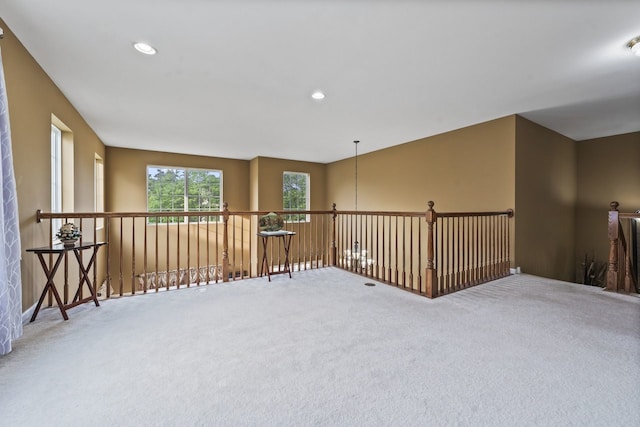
[344, 140, 374, 272]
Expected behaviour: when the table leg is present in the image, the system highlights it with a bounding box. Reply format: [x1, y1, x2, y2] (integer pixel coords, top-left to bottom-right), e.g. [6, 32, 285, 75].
[31, 252, 68, 322]
[72, 247, 101, 307]
[260, 236, 271, 281]
[282, 234, 293, 278]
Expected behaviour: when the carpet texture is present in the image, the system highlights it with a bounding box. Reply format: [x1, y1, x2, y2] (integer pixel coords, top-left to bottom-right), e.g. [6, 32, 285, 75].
[1, 269, 639, 426]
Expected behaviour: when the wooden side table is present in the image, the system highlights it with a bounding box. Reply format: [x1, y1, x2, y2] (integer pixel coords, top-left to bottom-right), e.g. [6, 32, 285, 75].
[257, 231, 296, 281]
[26, 241, 107, 322]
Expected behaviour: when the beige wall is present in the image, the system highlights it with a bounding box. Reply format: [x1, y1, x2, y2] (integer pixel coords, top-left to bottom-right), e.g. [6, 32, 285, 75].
[326, 116, 518, 282]
[250, 156, 327, 212]
[105, 148, 329, 214]
[575, 131, 640, 280]
[247, 156, 329, 279]
[105, 149, 328, 289]
[105, 147, 250, 212]
[249, 158, 259, 211]
[515, 116, 577, 281]
[2, 20, 106, 310]
[105, 147, 251, 291]
[327, 116, 516, 213]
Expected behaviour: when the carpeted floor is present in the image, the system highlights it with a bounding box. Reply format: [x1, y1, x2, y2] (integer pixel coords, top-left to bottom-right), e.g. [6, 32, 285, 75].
[1, 268, 639, 426]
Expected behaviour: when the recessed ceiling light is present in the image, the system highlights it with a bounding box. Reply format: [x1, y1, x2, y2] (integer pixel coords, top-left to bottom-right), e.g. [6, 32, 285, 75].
[628, 36, 640, 56]
[311, 91, 325, 100]
[133, 42, 157, 55]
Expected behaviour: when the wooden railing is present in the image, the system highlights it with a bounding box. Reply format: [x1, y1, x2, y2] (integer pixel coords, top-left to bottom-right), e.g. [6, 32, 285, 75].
[607, 201, 639, 294]
[335, 202, 514, 297]
[34, 201, 514, 302]
[36, 204, 333, 299]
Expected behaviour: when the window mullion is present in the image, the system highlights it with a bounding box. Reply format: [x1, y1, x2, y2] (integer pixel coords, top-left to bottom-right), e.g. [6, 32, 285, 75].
[147, 166, 221, 225]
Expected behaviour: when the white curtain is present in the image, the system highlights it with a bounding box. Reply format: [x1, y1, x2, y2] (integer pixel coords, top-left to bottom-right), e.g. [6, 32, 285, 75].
[0, 42, 23, 355]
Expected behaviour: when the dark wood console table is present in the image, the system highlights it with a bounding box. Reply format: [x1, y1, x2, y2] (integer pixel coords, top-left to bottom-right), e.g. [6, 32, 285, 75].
[257, 231, 296, 281]
[26, 241, 107, 322]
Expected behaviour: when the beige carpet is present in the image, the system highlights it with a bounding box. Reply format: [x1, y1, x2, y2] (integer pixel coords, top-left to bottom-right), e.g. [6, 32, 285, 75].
[1, 268, 639, 426]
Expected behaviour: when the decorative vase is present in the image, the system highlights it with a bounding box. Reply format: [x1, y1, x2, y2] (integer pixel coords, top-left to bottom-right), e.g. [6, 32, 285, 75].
[61, 239, 78, 247]
[57, 222, 81, 247]
[259, 212, 284, 231]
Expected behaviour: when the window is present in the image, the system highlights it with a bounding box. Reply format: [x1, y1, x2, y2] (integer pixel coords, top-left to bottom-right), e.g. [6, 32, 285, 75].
[51, 125, 62, 232]
[147, 166, 222, 223]
[283, 171, 309, 222]
[50, 115, 75, 239]
[94, 154, 104, 228]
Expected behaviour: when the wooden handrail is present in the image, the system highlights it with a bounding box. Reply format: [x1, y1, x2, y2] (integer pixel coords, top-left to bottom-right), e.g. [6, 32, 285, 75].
[438, 209, 515, 218]
[36, 207, 515, 220]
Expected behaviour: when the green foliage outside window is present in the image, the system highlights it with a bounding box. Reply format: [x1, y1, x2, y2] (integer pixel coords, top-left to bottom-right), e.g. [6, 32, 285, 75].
[283, 172, 309, 222]
[148, 167, 221, 223]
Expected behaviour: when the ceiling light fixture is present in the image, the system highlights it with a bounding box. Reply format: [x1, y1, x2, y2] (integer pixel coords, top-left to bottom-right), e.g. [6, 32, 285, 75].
[352, 140, 361, 258]
[628, 36, 640, 56]
[353, 140, 359, 212]
[133, 42, 157, 55]
[311, 90, 325, 100]
[344, 140, 374, 273]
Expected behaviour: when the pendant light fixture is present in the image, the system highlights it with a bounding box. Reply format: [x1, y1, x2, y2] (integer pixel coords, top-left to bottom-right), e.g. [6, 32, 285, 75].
[353, 140, 360, 259]
[345, 140, 374, 273]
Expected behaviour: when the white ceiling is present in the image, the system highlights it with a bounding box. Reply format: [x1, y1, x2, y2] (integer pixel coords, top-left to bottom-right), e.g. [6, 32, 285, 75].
[1, 0, 639, 163]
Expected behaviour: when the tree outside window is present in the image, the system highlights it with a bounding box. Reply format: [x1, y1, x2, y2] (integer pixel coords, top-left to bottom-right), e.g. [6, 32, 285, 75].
[283, 172, 309, 222]
[147, 166, 222, 223]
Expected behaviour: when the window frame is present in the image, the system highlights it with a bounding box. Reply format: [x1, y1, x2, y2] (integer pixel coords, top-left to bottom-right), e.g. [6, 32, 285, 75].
[146, 165, 223, 224]
[283, 171, 310, 223]
[51, 124, 62, 233]
[94, 154, 105, 229]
